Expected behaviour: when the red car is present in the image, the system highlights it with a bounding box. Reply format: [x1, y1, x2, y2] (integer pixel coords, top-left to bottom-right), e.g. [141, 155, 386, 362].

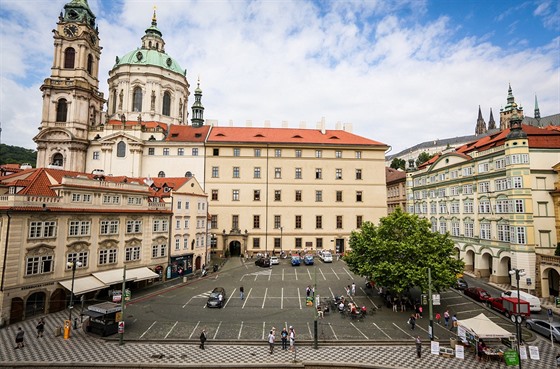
[463, 287, 491, 302]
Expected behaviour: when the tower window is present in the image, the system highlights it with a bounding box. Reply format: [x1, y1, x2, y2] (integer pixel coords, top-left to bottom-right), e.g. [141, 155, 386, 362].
[56, 99, 68, 122]
[52, 153, 64, 167]
[158, 171, 165, 178]
[64, 47, 75, 69]
[162, 92, 171, 116]
[133, 87, 142, 112]
[87, 54, 93, 75]
[117, 141, 126, 157]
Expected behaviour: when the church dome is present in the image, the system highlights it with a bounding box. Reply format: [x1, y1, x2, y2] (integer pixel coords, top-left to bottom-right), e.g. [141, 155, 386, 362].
[115, 48, 185, 75]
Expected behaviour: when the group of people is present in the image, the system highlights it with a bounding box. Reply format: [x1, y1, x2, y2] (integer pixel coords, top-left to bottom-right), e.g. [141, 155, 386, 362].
[408, 309, 457, 331]
[267, 326, 296, 354]
[13, 318, 45, 349]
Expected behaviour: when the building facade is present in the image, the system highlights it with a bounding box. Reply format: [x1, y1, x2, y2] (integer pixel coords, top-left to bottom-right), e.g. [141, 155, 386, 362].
[386, 167, 406, 214]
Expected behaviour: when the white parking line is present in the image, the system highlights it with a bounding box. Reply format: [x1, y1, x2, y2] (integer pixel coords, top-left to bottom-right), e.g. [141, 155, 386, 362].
[331, 267, 340, 280]
[223, 289, 234, 309]
[282, 269, 285, 281]
[262, 287, 268, 309]
[189, 321, 200, 339]
[294, 268, 298, 281]
[242, 288, 252, 308]
[328, 323, 338, 340]
[319, 268, 326, 280]
[416, 324, 438, 339]
[268, 269, 272, 281]
[298, 288, 302, 309]
[139, 321, 157, 338]
[360, 287, 379, 310]
[328, 286, 336, 298]
[212, 321, 221, 339]
[350, 322, 368, 339]
[447, 302, 471, 307]
[343, 268, 354, 279]
[238, 321, 244, 339]
[393, 322, 414, 339]
[261, 322, 266, 340]
[164, 321, 178, 339]
[372, 322, 392, 339]
[456, 308, 486, 314]
[281, 288, 284, 310]
[307, 269, 312, 280]
[182, 296, 194, 308]
[306, 321, 312, 337]
[254, 273, 258, 281]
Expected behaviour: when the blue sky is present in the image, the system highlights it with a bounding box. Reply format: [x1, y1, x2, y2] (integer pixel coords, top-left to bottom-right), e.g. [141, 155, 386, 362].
[1, 0, 558, 154]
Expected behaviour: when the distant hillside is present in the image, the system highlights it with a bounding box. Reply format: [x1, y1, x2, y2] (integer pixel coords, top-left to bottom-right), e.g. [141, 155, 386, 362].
[0, 144, 37, 166]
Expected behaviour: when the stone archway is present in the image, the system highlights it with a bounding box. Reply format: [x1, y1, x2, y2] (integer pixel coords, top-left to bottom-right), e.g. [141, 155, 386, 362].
[541, 267, 560, 299]
[492, 256, 511, 284]
[195, 255, 202, 270]
[229, 240, 241, 257]
[464, 249, 475, 272]
[49, 289, 67, 313]
[477, 252, 493, 278]
[25, 291, 46, 318]
[10, 297, 24, 324]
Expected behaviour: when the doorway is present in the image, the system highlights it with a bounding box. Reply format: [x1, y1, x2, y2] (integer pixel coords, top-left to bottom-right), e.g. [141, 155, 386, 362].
[229, 240, 241, 257]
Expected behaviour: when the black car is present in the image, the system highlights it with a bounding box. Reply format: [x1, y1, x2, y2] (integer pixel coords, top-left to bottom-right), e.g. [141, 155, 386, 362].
[207, 287, 226, 308]
[255, 257, 271, 267]
[455, 278, 468, 290]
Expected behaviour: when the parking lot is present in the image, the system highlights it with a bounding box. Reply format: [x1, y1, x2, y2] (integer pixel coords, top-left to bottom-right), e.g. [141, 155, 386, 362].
[121, 257, 526, 343]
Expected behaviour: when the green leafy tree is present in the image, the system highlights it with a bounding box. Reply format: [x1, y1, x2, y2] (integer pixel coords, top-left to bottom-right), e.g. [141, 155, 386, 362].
[390, 158, 406, 170]
[344, 208, 464, 296]
[416, 152, 434, 167]
[0, 144, 37, 166]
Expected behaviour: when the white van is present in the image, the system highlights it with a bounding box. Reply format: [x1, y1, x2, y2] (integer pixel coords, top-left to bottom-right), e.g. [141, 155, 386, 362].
[321, 251, 333, 263]
[501, 290, 541, 312]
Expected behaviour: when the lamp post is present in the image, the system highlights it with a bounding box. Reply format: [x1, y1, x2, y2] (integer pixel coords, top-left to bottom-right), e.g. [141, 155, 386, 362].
[67, 259, 82, 329]
[280, 226, 283, 254]
[509, 268, 526, 369]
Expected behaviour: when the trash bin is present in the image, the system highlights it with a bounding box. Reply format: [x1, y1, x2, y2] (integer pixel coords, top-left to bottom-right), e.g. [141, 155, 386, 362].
[54, 326, 62, 337]
[183, 276, 187, 283]
[450, 338, 457, 348]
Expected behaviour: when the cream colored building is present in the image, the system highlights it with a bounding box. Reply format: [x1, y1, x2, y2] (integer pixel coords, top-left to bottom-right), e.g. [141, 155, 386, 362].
[386, 167, 406, 213]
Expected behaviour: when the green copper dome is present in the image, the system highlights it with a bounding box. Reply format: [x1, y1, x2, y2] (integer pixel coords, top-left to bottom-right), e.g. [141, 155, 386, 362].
[115, 49, 185, 75]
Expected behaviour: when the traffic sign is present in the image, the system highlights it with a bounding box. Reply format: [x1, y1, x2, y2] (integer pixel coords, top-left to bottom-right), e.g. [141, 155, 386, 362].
[118, 321, 125, 334]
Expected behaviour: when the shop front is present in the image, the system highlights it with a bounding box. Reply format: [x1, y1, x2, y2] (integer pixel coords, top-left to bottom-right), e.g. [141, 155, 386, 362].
[169, 254, 193, 279]
[83, 302, 121, 337]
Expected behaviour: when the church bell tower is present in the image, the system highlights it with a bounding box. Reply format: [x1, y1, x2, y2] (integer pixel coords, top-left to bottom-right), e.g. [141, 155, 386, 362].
[34, 0, 105, 171]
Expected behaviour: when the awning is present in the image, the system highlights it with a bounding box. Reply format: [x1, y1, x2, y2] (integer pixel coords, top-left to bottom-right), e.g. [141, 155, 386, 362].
[92, 269, 136, 285]
[59, 276, 107, 295]
[127, 267, 159, 281]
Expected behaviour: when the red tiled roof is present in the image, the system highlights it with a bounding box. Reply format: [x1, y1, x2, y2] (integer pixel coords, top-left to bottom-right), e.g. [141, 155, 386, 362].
[166, 125, 210, 142]
[208, 126, 387, 146]
[106, 119, 168, 131]
[385, 167, 406, 184]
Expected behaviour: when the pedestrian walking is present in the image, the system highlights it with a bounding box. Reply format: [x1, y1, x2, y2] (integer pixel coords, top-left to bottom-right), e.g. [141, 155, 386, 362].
[415, 336, 422, 358]
[240, 286, 244, 300]
[14, 327, 24, 349]
[451, 314, 458, 331]
[351, 282, 356, 296]
[345, 285, 351, 297]
[281, 327, 288, 350]
[414, 304, 420, 319]
[199, 328, 207, 349]
[444, 309, 450, 328]
[268, 329, 275, 354]
[408, 314, 416, 330]
[289, 326, 296, 352]
[418, 305, 423, 318]
[36, 318, 45, 338]
[306, 286, 311, 297]
[435, 312, 441, 324]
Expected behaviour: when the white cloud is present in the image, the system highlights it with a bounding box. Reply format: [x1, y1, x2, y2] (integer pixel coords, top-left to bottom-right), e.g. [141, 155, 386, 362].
[0, 0, 558, 155]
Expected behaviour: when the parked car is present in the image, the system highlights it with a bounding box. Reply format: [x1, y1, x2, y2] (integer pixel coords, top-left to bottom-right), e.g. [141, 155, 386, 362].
[291, 255, 301, 266]
[525, 318, 560, 342]
[463, 287, 492, 302]
[320, 251, 333, 263]
[303, 255, 314, 265]
[207, 287, 226, 308]
[455, 278, 468, 290]
[255, 257, 271, 267]
[270, 256, 279, 265]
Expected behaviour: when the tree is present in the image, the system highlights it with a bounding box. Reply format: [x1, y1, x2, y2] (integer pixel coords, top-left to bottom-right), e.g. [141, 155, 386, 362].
[416, 152, 434, 167]
[390, 158, 406, 170]
[344, 208, 464, 296]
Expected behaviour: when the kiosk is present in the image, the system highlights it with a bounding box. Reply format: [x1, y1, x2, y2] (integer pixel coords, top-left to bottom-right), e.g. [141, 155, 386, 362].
[83, 302, 121, 337]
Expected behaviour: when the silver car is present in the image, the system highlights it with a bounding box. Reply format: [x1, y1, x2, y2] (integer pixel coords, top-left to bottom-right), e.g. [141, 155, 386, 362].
[525, 318, 560, 342]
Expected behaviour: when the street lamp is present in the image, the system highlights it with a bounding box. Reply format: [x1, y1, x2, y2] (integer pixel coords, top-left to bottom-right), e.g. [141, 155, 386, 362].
[67, 259, 82, 324]
[280, 226, 283, 254]
[509, 268, 526, 369]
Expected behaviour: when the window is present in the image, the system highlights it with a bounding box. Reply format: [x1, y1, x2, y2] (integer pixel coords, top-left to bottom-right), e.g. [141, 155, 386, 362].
[315, 150, 322, 158]
[253, 215, 260, 228]
[274, 238, 281, 248]
[232, 215, 240, 230]
[163, 148, 170, 156]
[512, 176, 523, 188]
[254, 149, 261, 157]
[478, 181, 490, 193]
[213, 148, 220, 156]
[253, 190, 260, 201]
[29, 221, 57, 239]
[274, 167, 281, 179]
[295, 215, 302, 229]
[295, 149, 302, 158]
[56, 99, 68, 122]
[478, 163, 489, 173]
[64, 47, 75, 68]
[148, 148, 155, 155]
[355, 151, 362, 159]
[356, 215, 363, 229]
[254, 167, 261, 178]
[162, 91, 171, 116]
[356, 191, 363, 202]
[253, 238, 261, 249]
[315, 190, 322, 202]
[116, 141, 126, 157]
[480, 223, 491, 240]
[464, 222, 474, 238]
[92, 151, 100, 160]
[152, 244, 167, 258]
[439, 201, 447, 214]
[211, 190, 218, 201]
[316, 238, 323, 249]
[275, 149, 282, 157]
[274, 215, 281, 229]
[133, 87, 142, 112]
[335, 150, 342, 158]
[87, 54, 93, 74]
[295, 190, 302, 202]
[513, 227, 526, 244]
[514, 199, 524, 213]
[233, 166, 240, 178]
[233, 148, 240, 156]
[335, 169, 342, 179]
[72, 193, 92, 203]
[497, 224, 510, 242]
[274, 190, 281, 201]
[295, 238, 302, 248]
[158, 171, 165, 177]
[26, 255, 53, 275]
[462, 184, 473, 194]
[99, 249, 117, 265]
[355, 169, 362, 180]
[126, 220, 142, 233]
[192, 148, 198, 156]
[232, 190, 240, 201]
[125, 246, 141, 261]
[66, 252, 88, 269]
[69, 220, 91, 236]
[336, 191, 343, 202]
[450, 202, 460, 214]
[153, 219, 168, 232]
[184, 218, 190, 229]
[315, 168, 322, 179]
[479, 200, 491, 213]
[175, 238, 180, 250]
[210, 215, 218, 229]
[100, 220, 119, 235]
[431, 219, 437, 232]
[336, 216, 343, 229]
[451, 221, 460, 236]
[212, 167, 219, 178]
[463, 167, 473, 176]
[295, 168, 302, 179]
[316, 215, 322, 229]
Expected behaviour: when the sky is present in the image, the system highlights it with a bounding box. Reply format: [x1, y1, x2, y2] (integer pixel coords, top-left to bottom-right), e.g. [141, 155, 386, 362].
[0, 0, 559, 155]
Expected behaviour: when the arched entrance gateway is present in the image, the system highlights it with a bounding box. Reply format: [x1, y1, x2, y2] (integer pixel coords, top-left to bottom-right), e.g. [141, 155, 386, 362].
[25, 291, 46, 318]
[229, 240, 241, 257]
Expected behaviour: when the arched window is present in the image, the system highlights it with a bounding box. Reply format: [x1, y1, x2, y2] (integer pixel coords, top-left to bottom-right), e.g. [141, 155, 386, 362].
[117, 141, 126, 158]
[52, 153, 64, 166]
[133, 87, 142, 112]
[87, 54, 93, 74]
[158, 171, 165, 178]
[64, 47, 76, 69]
[162, 91, 171, 116]
[56, 99, 68, 122]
